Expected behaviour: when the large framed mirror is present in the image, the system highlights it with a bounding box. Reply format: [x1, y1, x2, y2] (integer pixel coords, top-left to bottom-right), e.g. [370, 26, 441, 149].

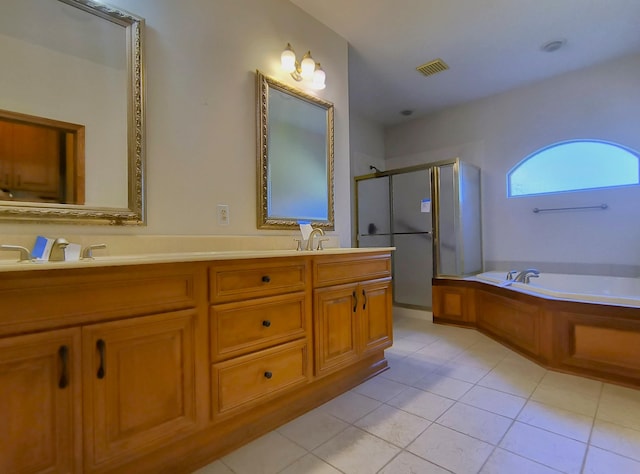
[257, 71, 334, 230]
[0, 0, 145, 225]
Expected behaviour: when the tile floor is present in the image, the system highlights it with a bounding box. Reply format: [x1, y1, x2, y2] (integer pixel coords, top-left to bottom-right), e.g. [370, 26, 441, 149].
[194, 316, 640, 474]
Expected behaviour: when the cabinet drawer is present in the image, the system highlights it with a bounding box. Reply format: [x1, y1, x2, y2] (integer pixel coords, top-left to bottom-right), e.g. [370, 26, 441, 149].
[313, 253, 391, 287]
[209, 259, 307, 303]
[210, 292, 308, 361]
[212, 340, 309, 416]
[0, 263, 204, 336]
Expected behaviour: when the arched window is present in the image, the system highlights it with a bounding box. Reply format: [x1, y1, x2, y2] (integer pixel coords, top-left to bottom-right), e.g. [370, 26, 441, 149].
[507, 139, 640, 197]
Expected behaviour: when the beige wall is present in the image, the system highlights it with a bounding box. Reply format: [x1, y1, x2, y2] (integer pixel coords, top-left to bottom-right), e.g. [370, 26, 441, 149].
[385, 53, 640, 272]
[0, 0, 351, 248]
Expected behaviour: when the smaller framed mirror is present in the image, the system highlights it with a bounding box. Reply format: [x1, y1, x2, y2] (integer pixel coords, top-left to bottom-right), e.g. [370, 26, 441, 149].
[257, 71, 334, 230]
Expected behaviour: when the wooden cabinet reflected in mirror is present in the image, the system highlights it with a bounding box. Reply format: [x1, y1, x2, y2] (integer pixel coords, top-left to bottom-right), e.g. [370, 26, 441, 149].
[0, 109, 84, 205]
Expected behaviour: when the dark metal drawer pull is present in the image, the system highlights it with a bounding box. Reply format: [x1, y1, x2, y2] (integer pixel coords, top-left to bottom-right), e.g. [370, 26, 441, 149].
[97, 339, 106, 379]
[261, 275, 271, 283]
[262, 320, 271, 327]
[58, 345, 69, 389]
[264, 371, 273, 379]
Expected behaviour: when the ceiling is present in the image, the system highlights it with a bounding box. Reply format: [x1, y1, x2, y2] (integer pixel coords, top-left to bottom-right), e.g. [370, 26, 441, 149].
[290, 0, 640, 126]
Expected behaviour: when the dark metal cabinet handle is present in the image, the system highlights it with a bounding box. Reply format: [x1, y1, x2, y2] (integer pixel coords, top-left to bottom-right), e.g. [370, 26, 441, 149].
[58, 345, 69, 389]
[264, 371, 273, 379]
[352, 291, 358, 312]
[261, 275, 271, 283]
[262, 320, 271, 327]
[96, 339, 106, 379]
[362, 289, 367, 310]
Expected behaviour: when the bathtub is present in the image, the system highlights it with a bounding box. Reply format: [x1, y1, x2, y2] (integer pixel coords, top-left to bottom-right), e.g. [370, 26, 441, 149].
[433, 272, 640, 388]
[474, 271, 640, 308]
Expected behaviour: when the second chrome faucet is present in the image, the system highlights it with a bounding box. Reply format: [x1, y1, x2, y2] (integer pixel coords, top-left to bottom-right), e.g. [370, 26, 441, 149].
[305, 228, 326, 251]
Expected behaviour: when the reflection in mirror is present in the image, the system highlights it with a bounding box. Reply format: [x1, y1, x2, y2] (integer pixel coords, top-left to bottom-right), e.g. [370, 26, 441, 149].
[0, 109, 85, 205]
[257, 71, 334, 230]
[0, 0, 145, 224]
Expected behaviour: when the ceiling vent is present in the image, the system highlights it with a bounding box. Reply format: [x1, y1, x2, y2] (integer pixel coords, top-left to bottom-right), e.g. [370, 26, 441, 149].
[416, 58, 449, 77]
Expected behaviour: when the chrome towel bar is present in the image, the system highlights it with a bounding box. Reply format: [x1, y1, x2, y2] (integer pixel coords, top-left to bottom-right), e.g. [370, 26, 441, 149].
[532, 203, 608, 213]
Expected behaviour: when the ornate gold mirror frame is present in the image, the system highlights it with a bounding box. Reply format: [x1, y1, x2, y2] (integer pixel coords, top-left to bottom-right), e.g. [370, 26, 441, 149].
[257, 71, 334, 230]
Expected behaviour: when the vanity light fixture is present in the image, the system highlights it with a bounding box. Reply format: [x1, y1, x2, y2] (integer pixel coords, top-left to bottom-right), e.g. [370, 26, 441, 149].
[281, 43, 326, 90]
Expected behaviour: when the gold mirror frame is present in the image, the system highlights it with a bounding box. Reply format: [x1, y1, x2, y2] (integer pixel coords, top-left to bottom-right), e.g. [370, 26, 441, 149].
[257, 71, 334, 230]
[0, 0, 145, 225]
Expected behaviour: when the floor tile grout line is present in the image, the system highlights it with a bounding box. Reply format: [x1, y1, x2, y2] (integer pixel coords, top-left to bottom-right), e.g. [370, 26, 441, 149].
[579, 381, 605, 473]
[475, 350, 552, 474]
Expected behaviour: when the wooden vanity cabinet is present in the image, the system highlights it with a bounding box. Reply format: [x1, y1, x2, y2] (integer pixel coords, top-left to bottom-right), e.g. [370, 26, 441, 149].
[313, 253, 393, 378]
[0, 328, 82, 474]
[0, 251, 393, 473]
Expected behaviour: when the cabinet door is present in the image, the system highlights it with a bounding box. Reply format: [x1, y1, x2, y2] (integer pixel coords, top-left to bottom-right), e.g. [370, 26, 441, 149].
[360, 279, 393, 355]
[0, 328, 81, 474]
[11, 122, 60, 196]
[0, 120, 12, 188]
[82, 309, 201, 472]
[314, 284, 360, 377]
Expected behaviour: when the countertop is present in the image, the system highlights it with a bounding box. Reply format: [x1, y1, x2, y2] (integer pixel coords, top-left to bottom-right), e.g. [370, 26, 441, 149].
[0, 247, 395, 272]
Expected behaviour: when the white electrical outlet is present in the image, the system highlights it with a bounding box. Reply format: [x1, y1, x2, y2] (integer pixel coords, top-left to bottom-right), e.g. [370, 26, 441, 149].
[217, 204, 229, 226]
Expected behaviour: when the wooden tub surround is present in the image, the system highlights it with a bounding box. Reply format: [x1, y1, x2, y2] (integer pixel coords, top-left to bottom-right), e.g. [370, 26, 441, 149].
[0, 249, 393, 474]
[433, 277, 640, 388]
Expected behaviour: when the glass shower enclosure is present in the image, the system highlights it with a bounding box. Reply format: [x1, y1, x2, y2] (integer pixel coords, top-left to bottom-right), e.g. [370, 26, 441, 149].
[356, 158, 482, 310]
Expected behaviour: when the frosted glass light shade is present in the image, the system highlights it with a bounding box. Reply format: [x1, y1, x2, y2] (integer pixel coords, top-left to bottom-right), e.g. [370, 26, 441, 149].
[281, 45, 296, 73]
[312, 64, 326, 89]
[300, 52, 316, 79]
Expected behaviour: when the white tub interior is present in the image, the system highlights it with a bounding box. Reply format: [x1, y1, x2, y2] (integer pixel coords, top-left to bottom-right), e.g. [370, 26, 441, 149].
[473, 271, 640, 308]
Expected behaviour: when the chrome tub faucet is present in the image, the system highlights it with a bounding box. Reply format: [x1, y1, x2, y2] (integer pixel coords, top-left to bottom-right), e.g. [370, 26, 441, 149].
[514, 268, 540, 284]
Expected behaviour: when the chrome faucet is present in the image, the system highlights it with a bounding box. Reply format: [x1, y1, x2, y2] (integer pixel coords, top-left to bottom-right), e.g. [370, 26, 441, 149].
[0, 244, 32, 262]
[505, 270, 518, 281]
[81, 243, 107, 259]
[49, 238, 70, 262]
[514, 268, 540, 284]
[305, 228, 325, 251]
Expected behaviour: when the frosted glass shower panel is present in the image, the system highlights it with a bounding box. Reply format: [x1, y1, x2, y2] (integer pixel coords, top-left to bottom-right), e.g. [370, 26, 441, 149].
[393, 233, 433, 307]
[437, 164, 458, 275]
[357, 176, 390, 236]
[435, 161, 482, 277]
[460, 164, 483, 274]
[392, 170, 432, 233]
